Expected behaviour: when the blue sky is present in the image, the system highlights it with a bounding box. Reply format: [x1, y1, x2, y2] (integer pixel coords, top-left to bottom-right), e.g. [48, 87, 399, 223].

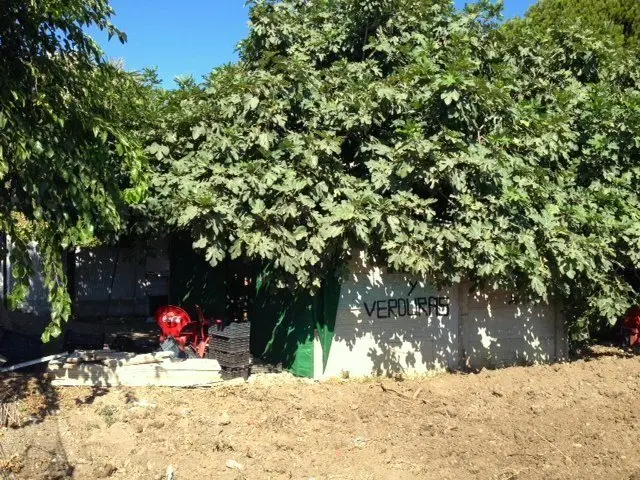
[92, 0, 539, 88]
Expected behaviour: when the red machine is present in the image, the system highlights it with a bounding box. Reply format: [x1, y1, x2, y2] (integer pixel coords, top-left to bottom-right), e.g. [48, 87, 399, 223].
[621, 306, 640, 348]
[155, 305, 216, 358]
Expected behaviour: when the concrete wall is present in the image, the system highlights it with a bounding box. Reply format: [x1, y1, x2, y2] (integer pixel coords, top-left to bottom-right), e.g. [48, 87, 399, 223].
[9, 244, 50, 316]
[321, 256, 459, 378]
[6, 239, 170, 318]
[317, 254, 567, 379]
[75, 239, 170, 317]
[461, 287, 567, 368]
[75, 247, 145, 316]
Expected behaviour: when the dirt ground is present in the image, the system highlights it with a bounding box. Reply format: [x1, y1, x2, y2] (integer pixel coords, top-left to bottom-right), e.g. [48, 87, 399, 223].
[1, 347, 640, 480]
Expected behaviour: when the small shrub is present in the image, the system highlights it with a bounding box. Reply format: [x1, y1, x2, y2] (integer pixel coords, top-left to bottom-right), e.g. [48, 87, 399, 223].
[96, 405, 118, 427]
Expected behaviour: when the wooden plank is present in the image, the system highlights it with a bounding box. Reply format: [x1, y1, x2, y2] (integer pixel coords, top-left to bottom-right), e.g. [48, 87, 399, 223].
[65, 350, 132, 364]
[49, 358, 223, 387]
[49, 363, 120, 386]
[155, 358, 221, 371]
[101, 351, 175, 368]
[63, 350, 176, 367]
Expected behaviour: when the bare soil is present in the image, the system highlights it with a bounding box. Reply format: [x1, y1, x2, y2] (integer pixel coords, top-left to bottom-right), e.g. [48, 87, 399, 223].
[1, 347, 640, 480]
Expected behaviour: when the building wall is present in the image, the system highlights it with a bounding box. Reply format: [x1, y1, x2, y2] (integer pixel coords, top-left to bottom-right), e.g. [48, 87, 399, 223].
[322, 256, 459, 378]
[461, 287, 567, 368]
[318, 254, 567, 379]
[75, 247, 144, 317]
[74, 239, 170, 317]
[7, 239, 170, 318]
[10, 244, 50, 316]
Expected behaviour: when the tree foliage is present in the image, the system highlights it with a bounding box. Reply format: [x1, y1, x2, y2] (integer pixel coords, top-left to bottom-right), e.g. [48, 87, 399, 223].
[0, 0, 149, 340]
[150, 0, 640, 334]
[526, 0, 640, 48]
[130, 76, 203, 235]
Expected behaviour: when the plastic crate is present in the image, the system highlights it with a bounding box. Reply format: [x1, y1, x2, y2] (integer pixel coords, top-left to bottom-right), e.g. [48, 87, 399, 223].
[209, 336, 250, 352]
[208, 349, 251, 368]
[209, 322, 250, 339]
[210, 334, 250, 343]
[249, 361, 283, 375]
[221, 366, 250, 380]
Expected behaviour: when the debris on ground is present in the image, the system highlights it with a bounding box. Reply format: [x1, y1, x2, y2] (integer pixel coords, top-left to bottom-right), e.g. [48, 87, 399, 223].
[165, 465, 175, 480]
[225, 459, 244, 470]
[0, 354, 68, 374]
[353, 437, 367, 448]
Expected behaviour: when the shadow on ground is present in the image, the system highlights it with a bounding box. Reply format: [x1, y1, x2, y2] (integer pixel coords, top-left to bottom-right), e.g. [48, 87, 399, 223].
[571, 342, 640, 361]
[0, 369, 58, 426]
[0, 370, 74, 480]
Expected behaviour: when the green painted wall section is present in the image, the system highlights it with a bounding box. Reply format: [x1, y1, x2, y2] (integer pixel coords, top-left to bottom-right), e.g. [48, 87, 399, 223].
[251, 269, 342, 377]
[316, 276, 341, 372]
[251, 275, 315, 377]
[168, 243, 343, 378]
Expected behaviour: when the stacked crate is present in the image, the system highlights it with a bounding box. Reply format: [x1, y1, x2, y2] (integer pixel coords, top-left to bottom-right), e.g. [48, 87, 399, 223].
[208, 322, 250, 379]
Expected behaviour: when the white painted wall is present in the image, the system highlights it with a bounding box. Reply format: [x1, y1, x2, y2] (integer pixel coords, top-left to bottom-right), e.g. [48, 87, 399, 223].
[318, 254, 567, 379]
[460, 286, 567, 368]
[322, 254, 459, 379]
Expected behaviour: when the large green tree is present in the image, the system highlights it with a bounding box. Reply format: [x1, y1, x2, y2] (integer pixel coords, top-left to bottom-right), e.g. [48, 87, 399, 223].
[0, 0, 149, 340]
[527, 0, 640, 48]
[150, 0, 640, 334]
